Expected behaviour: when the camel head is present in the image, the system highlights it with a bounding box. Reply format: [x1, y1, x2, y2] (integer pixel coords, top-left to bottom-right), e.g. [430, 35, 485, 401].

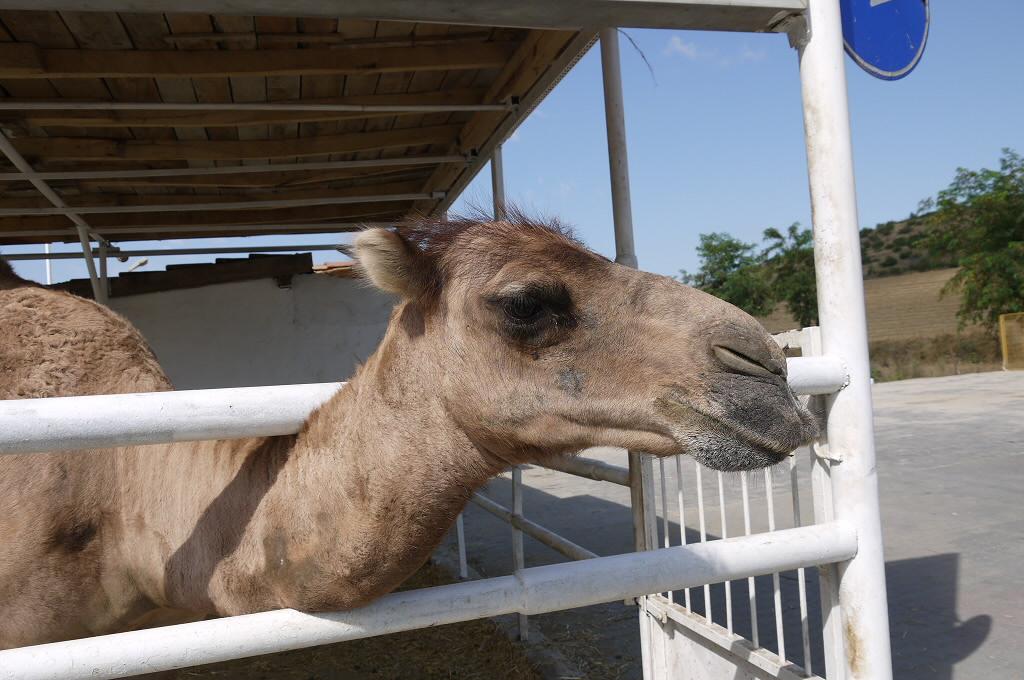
[351, 216, 817, 472]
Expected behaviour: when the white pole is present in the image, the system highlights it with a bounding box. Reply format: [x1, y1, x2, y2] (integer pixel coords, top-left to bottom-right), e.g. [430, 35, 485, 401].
[600, 27, 637, 269]
[601, 27, 650, 677]
[43, 243, 52, 285]
[796, 1, 893, 678]
[491, 144, 506, 221]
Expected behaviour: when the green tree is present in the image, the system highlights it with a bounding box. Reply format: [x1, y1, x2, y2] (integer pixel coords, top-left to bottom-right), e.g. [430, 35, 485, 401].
[762, 223, 818, 327]
[679, 232, 775, 317]
[923, 148, 1024, 327]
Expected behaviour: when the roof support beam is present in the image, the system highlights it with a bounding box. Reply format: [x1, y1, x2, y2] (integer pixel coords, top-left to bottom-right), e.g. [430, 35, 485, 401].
[426, 30, 594, 214]
[0, 130, 107, 301]
[0, 179, 430, 210]
[11, 124, 463, 162]
[0, 41, 517, 79]
[4, 243, 349, 261]
[0, 222, 389, 240]
[0, 1, 806, 32]
[0, 202, 407, 234]
[0, 157, 460, 189]
[0, 191, 443, 217]
[0, 96, 512, 128]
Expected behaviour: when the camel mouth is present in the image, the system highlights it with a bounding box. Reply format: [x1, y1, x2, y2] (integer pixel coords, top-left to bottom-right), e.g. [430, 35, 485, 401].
[659, 397, 814, 472]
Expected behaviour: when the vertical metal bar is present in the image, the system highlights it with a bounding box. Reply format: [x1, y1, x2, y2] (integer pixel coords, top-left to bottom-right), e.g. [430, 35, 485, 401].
[455, 513, 468, 580]
[675, 455, 692, 610]
[601, 28, 654, 679]
[717, 471, 733, 634]
[695, 462, 711, 622]
[740, 471, 759, 648]
[797, 1, 893, 677]
[790, 455, 813, 675]
[76, 227, 104, 302]
[638, 597, 654, 680]
[44, 243, 53, 285]
[641, 455, 658, 551]
[512, 466, 528, 641]
[600, 27, 637, 269]
[491, 144, 506, 221]
[97, 243, 109, 304]
[765, 468, 786, 663]
[628, 454, 650, 552]
[600, 25, 650, 562]
[658, 458, 673, 603]
[807, 327, 847, 680]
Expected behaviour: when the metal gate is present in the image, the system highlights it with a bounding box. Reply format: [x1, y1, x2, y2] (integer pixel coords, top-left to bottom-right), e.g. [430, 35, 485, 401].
[638, 327, 848, 680]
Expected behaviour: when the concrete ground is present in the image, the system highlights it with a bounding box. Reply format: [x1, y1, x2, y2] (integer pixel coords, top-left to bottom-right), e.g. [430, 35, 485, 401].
[446, 371, 1024, 679]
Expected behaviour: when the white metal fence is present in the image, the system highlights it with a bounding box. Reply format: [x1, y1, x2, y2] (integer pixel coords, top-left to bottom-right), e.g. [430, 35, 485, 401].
[0, 354, 857, 679]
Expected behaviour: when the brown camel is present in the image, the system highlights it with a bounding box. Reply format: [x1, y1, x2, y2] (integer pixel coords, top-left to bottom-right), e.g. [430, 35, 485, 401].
[0, 217, 816, 648]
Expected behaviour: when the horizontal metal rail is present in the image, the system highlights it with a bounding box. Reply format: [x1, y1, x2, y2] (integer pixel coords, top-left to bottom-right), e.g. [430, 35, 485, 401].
[0, 191, 443, 217]
[0, 521, 856, 680]
[3, 244, 346, 261]
[470, 492, 598, 561]
[0, 383, 344, 454]
[0, 155, 467, 182]
[785, 355, 846, 395]
[0, 357, 846, 455]
[537, 454, 630, 485]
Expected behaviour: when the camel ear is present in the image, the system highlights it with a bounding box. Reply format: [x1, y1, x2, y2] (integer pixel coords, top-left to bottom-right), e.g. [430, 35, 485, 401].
[350, 228, 429, 297]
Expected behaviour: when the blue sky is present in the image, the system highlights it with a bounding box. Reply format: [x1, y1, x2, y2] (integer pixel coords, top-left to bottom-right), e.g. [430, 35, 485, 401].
[8, 2, 1024, 283]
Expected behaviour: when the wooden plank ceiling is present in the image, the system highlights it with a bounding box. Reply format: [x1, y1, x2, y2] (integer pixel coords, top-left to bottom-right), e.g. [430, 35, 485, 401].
[0, 10, 583, 245]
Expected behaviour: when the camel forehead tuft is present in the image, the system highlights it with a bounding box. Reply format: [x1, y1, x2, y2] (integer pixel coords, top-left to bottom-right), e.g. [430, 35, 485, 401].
[394, 210, 603, 288]
[398, 210, 579, 255]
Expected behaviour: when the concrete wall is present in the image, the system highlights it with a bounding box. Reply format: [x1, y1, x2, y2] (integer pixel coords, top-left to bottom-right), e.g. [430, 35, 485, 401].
[760, 267, 965, 342]
[110, 273, 395, 390]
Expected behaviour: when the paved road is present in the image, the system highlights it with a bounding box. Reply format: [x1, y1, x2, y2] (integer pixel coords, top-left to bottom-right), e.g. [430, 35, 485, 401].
[446, 371, 1024, 679]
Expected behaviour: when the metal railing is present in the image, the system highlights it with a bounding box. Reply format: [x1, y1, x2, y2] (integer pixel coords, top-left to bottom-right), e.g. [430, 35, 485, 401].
[0, 351, 853, 679]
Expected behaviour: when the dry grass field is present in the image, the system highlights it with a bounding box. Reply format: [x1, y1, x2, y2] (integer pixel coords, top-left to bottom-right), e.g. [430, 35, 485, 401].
[760, 267, 1002, 381]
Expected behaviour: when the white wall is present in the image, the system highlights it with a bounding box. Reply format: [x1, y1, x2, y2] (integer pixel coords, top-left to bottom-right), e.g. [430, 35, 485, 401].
[110, 273, 395, 390]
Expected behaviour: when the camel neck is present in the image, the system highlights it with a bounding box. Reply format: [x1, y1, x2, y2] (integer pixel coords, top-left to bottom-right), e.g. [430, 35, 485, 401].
[266, 302, 504, 608]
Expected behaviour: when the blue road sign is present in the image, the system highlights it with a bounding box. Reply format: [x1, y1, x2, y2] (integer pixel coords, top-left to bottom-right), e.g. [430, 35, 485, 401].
[840, 0, 930, 80]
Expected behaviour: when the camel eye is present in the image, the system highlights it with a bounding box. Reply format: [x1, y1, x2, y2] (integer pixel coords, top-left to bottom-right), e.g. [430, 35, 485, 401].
[502, 295, 544, 324]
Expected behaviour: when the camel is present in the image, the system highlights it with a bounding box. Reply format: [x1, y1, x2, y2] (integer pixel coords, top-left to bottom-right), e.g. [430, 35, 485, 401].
[0, 216, 817, 648]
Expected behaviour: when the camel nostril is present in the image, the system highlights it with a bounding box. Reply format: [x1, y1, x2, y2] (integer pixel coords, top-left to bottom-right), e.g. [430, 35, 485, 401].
[713, 344, 786, 379]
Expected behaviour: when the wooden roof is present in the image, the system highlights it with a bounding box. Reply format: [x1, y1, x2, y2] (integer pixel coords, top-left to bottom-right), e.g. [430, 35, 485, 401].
[0, 10, 591, 245]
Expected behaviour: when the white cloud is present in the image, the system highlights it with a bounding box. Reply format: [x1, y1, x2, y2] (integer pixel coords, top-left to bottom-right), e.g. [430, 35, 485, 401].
[664, 35, 699, 59]
[736, 46, 767, 63]
[665, 34, 768, 67]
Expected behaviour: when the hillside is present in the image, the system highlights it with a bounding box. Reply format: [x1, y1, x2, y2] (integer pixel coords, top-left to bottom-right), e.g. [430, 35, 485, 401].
[858, 215, 956, 278]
